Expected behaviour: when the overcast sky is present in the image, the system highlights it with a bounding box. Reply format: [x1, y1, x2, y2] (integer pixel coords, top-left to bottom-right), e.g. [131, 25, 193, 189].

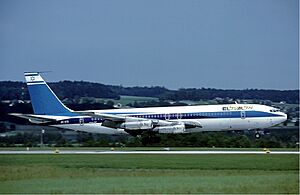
[0, 0, 298, 90]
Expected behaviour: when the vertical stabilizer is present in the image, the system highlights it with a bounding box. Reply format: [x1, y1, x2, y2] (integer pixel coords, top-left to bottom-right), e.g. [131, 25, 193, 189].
[24, 72, 73, 115]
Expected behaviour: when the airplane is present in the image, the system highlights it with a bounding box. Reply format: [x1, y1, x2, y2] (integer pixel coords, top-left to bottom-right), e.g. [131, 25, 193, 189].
[10, 72, 287, 138]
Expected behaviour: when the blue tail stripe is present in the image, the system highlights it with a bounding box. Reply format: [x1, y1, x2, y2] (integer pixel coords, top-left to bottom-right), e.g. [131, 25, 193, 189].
[27, 83, 74, 116]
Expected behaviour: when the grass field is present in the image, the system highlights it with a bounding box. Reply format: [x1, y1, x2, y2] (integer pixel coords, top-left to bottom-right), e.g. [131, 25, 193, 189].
[0, 146, 299, 151]
[0, 154, 298, 194]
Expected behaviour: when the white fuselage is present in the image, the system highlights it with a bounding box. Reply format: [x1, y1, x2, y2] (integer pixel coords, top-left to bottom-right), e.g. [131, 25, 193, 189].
[51, 104, 287, 135]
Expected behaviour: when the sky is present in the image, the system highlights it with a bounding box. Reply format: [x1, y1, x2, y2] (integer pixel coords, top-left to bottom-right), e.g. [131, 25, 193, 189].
[0, 0, 299, 90]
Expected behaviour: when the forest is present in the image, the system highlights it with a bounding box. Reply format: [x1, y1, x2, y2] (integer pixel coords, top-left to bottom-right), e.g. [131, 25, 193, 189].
[0, 81, 298, 103]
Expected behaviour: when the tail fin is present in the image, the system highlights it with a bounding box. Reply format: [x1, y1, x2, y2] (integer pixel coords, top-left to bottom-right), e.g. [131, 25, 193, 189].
[24, 72, 73, 115]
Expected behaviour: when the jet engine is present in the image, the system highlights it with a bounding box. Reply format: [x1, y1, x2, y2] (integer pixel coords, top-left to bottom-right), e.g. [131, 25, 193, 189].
[153, 123, 185, 134]
[120, 120, 153, 130]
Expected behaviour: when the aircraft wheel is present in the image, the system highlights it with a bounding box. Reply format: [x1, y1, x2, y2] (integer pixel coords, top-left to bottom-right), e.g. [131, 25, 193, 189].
[255, 132, 261, 139]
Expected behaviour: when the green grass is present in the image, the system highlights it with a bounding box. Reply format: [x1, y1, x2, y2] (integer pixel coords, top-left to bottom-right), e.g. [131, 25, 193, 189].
[0, 146, 299, 151]
[0, 154, 298, 194]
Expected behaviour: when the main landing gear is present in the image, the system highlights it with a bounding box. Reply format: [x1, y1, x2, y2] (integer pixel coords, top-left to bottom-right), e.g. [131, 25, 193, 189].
[255, 131, 261, 139]
[255, 130, 269, 139]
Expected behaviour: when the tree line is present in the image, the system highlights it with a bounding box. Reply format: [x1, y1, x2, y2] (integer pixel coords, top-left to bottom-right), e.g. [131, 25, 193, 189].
[0, 81, 298, 103]
[0, 130, 298, 148]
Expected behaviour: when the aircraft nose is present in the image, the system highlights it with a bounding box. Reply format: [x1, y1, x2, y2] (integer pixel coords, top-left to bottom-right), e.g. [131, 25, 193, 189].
[271, 113, 287, 126]
[283, 113, 287, 120]
[281, 113, 287, 122]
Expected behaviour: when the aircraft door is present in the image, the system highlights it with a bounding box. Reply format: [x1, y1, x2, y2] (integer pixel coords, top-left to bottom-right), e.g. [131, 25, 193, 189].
[241, 111, 246, 119]
[79, 118, 84, 126]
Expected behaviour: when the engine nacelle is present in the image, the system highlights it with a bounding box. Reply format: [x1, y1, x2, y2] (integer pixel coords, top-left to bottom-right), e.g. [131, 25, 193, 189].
[154, 123, 186, 134]
[120, 120, 153, 130]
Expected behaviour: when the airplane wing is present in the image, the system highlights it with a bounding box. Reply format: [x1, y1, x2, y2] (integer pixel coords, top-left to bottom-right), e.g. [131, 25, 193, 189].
[74, 111, 202, 133]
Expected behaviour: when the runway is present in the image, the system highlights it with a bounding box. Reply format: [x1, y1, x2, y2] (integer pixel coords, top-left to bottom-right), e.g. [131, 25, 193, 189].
[0, 150, 299, 154]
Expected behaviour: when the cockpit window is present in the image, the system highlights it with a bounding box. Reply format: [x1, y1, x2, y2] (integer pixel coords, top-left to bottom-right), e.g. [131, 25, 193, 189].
[270, 109, 280, 112]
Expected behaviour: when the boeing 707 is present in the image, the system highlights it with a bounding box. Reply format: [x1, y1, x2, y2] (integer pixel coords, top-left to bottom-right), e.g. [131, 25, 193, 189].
[10, 72, 287, 138]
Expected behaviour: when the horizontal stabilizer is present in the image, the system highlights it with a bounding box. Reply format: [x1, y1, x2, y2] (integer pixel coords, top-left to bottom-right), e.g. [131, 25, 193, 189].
[9, 113, 57, 124]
